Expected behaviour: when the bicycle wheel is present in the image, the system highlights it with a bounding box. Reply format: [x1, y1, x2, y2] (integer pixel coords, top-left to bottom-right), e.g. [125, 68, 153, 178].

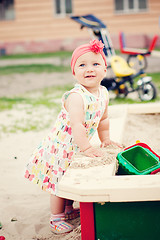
[127, 55, 147, 71]
[138, 82, 157, 101]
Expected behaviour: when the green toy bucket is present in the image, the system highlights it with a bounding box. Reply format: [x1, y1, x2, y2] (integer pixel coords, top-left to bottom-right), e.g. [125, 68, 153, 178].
[117, 145, 160, 175]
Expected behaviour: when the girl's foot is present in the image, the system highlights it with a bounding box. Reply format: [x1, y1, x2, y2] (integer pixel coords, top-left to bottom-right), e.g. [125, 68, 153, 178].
[50, 213, 74, 234]
[65, 208, 80, 220]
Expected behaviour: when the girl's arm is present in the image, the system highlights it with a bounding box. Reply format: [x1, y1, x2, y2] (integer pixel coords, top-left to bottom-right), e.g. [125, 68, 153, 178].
[65, 93, 103, 157]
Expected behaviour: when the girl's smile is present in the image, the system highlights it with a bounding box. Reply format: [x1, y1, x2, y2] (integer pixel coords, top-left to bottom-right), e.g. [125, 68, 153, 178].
[85, 75, 96, 78]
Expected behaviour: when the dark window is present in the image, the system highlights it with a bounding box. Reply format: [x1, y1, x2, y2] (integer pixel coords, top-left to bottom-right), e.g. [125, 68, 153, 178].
[129, 0, 134, 10]
[139, 0, 147, 9]
[65, 0, 72, 14]
[54, 0, 72, 16]
[55, 0, 61, 14]
[115, 0, 124, 11]
[115, 0, 147, 13]
[0, 0, 15, 20]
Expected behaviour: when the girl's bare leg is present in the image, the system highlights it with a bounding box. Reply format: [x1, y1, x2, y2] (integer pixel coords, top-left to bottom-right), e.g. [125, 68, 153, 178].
[50, 195, 74, 233]
[50, 195, 65, 214]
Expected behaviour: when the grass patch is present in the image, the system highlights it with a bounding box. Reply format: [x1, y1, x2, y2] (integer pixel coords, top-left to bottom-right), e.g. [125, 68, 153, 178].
[0, 84, 74, 135]
[0, 51, 72, 60]
[1, 49, 160, 60]
[0, 64, 70, 75]
[0, 84, 73, 111]
[110, 95, 159, 105]
[0, 97, 26, 110]
[148, 72, 160, 86]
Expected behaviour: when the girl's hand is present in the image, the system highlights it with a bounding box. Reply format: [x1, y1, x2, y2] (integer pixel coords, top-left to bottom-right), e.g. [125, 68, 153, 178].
[101, 138, 123, 148]
[82, 146, 104, 158]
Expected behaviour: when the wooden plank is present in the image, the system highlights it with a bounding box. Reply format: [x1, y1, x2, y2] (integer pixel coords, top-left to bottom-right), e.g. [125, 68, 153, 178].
[58, 174, 160, 202]
[127, 102, 160, 114]
[109, 105, 128, 143]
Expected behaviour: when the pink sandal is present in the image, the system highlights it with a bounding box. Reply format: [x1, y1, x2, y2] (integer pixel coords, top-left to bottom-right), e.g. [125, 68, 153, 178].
[50, 217, 74, 234]
[65, 208, 80, 220]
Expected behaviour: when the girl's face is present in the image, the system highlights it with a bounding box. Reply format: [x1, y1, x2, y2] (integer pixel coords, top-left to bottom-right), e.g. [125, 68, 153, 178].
[73, 51, 107, 89]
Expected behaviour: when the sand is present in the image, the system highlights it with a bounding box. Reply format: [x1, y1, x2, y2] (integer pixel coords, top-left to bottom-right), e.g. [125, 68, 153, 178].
[0, 73, 160, 239]
[70, 145, 120, 170]
[0, 112, 159, 240]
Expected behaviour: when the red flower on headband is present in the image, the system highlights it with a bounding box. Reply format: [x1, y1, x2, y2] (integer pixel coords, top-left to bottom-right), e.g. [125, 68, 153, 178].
[89, 39, 104, 53]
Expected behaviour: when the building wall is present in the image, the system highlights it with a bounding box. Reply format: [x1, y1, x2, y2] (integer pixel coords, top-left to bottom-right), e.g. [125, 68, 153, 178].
[0, 0, 159, 54]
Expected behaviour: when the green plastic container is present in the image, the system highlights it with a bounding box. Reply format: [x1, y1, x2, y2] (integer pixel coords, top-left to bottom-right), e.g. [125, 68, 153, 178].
[117, 145, 160, 175]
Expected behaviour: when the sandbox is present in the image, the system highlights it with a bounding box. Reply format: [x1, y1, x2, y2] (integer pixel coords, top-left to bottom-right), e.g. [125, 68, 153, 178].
[58, 102, 160, 240]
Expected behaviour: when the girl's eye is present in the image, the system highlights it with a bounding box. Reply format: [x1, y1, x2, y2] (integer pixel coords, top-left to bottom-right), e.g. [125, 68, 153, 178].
[79, 64, 85, 67]
[93, 63, 99, 66]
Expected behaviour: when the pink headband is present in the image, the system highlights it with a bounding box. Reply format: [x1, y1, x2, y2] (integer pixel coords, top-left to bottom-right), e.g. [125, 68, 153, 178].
[71, 39, 107, 74]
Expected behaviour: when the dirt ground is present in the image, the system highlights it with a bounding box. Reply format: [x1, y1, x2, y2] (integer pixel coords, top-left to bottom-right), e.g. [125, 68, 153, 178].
[0, 72, 74, 97]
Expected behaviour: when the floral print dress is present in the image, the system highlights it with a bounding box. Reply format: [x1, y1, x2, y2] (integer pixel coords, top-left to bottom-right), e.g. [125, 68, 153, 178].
[24, 84, 109, 195]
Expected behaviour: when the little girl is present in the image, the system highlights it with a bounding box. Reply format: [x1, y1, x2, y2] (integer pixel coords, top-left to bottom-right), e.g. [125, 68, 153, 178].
[24, 39, 119, 234]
